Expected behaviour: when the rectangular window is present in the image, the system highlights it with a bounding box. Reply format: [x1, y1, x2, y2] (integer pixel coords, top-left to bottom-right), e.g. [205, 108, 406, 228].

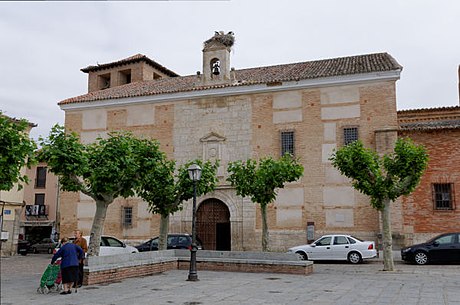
[34, 193, 45, 205]
[98, 73, 111, 90]
[118, 69, 132, 85]
[281, 131, 295, 156]
[433, 183, 454, 210]
[122, 207, 133, 227]
[343, 127, 359, 145]
[35, 166, 47, 188]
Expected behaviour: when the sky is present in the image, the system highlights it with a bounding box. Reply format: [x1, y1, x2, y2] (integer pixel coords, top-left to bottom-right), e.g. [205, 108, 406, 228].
[1, 0, 459, 140]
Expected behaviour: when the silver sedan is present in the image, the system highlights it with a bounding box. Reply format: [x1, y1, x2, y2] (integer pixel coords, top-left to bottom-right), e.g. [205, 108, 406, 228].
[288, 234, 377, 264]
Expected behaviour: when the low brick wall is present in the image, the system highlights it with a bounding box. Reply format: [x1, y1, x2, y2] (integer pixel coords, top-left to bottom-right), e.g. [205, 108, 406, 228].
[177, 260, 312, 275]
[83, 250, 178, 285]
[84, 250, 313, 285]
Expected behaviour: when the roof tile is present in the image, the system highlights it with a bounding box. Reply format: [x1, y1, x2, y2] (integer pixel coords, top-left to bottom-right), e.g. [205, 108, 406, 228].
[60, 52, 402, 105]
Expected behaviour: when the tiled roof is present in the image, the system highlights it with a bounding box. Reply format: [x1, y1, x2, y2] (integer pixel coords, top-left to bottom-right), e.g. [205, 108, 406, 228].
[398, 106, 460, 131]
[399, 120, 460, 130]
[397, 105, 460, 113]
[80, 54, 179, 77]
[60, 52, 402, 105]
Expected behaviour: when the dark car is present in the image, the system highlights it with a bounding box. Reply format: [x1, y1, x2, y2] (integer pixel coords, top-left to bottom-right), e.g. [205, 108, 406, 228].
[31, 238, 58, 254]
[401, 232, 460, 265]
[17, 240, 31, 256]
[136, 233, 202, 252]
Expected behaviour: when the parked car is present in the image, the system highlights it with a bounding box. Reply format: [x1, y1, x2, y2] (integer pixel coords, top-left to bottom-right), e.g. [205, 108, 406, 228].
[31, 238, 57, 254]
[287, 234, 377, 264]
[54, 235, 138, 256]
[17, 239, 31, 256]
[135, 233, 203, 252]
[401, 232, 460, 265]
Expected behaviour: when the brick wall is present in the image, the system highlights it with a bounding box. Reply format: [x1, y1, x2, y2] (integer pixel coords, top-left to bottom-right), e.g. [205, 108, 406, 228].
[399, 128, 460, 244]
[84, 261, 177, 285]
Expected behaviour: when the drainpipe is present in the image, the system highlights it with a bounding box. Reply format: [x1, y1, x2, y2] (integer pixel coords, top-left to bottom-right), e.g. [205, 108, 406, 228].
[54, 180, 60, 241]
[0, 200, 6, 253]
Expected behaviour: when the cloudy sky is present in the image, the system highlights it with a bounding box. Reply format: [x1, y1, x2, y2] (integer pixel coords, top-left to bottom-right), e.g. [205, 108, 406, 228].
[1, 0, 459, 140]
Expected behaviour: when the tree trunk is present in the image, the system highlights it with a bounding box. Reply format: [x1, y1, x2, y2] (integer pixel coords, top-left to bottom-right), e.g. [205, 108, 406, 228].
[158, 213, 169, 250]
[381, 198, 395, 271]
[260, 204, 269, 252]
[88, 199, 110, 256]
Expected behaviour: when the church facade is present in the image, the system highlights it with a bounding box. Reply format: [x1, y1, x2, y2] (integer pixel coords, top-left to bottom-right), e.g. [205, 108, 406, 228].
[58, 32, 404, 251]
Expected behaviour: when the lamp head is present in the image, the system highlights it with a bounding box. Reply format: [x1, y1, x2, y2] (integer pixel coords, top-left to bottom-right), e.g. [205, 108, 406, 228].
[187, 164, 202, 181]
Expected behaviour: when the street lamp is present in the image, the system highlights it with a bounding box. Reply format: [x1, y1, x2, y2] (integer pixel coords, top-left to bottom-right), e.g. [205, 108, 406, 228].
[187, 164, 202, 281]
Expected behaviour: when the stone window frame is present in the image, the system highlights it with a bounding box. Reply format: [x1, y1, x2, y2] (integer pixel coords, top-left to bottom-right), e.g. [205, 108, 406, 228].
[432, 183, 455, 211]
[280, 130, 295, 157]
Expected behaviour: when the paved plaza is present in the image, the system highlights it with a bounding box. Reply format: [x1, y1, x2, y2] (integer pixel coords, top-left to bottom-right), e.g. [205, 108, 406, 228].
[1, 253, 459, 305]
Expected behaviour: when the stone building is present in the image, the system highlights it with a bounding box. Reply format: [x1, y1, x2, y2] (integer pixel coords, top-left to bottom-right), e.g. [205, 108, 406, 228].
[21, 162, 59, 243]
[58, 32, 403, 251]
[398, 106, 460, 245]
[0, 115, 35, 256]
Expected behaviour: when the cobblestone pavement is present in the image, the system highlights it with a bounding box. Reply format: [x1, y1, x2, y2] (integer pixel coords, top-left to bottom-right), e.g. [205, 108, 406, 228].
[1, 253, 460, 305]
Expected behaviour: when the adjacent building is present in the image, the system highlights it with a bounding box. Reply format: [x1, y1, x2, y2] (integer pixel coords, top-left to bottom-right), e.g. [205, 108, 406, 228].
[398, 106, 460, 245]
[57, 32, 404, 251]
[21, 163, 59, 243]
[0, 115, 35, 256]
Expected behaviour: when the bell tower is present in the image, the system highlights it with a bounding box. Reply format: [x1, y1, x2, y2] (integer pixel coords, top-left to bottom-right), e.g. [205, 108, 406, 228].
[202, 31, 234, 85]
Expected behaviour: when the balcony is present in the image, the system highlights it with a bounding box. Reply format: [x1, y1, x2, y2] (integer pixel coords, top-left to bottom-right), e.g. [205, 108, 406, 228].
[25, 205, 49, 217]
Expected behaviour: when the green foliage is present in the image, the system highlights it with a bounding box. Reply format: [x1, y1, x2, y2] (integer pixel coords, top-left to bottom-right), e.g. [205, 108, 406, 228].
[176, 159, 220, 203]
[330, 138, 428, 210]
[38, 125, 88, 193]
[227, 154, 303, 251]
[139, 158, 219, 216]
[137, 156, 176, 216]
[0, 112, 36, 191]
[39, 124, 163, 200]
[227, 154, 304, 207]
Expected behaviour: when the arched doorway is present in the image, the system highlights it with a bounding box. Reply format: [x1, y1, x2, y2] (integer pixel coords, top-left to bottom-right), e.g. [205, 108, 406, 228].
[197, 198, 231, 251]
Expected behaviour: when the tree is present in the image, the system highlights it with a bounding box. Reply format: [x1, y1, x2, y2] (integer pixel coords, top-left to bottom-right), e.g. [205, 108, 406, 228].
[227, 154, 304, 251]
[137, 159, 219, 250]
[330, 138, 428, 271]
[0, 112, 36, 192]
[39, 125, 163, 256]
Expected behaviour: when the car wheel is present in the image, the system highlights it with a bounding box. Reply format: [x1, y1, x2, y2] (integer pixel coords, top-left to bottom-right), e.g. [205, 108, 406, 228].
[32, 247, 38, 254]
[20, 252, 27, 256]
[48, 248, 53, 254]
[414, 251, 428, 265]
[348, 252, 362, 264]
[295, 251, 308, 260]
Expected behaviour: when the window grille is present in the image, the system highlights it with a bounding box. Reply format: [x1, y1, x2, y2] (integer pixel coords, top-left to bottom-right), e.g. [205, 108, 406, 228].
[433, 183, 454, 210]
[122, 207, 133, 227]
[343, 127, 359, 145]
[281, 131, 295, 156]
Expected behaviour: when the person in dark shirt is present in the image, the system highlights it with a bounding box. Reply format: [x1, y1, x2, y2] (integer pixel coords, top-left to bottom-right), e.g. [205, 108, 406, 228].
[51, 237, 84, 295]
[73, 230, 88, 287]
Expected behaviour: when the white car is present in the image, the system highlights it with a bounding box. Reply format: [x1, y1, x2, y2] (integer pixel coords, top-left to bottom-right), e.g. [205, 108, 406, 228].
[288, 234, 377, 264]
[54, 235, 138, 256]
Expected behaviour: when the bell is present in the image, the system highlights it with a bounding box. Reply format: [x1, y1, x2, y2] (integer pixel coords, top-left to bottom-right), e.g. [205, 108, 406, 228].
[212, 65, 220, 75]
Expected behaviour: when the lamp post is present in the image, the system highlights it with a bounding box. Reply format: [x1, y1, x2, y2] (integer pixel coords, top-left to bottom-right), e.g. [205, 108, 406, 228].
[187, 164, 202, 281]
